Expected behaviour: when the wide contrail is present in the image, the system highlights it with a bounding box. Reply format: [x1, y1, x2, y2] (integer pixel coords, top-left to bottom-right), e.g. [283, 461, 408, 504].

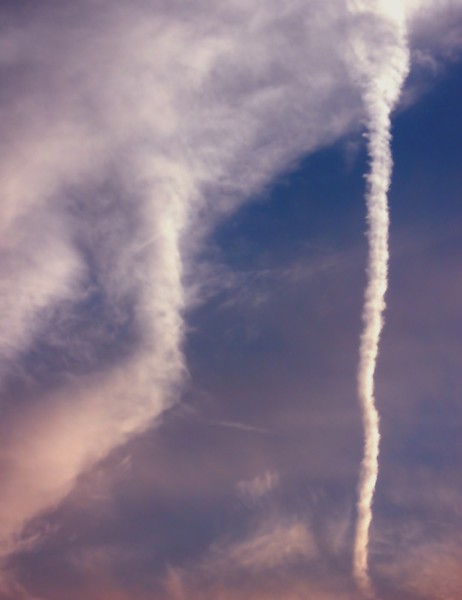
[348, 1, 410, 596]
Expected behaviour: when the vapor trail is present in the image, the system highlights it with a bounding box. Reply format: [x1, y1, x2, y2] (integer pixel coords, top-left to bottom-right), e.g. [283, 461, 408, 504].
[348, 1, 410, 596]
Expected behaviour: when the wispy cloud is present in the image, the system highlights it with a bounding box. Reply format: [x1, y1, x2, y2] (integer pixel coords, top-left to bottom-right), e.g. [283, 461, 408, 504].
[0, 0, 365, 565]
[0, 1, 461, 597]
[237, 471, 279, 505]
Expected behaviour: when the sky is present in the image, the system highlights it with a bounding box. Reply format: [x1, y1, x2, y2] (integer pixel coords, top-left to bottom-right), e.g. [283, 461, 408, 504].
[0, 1, 462, 599]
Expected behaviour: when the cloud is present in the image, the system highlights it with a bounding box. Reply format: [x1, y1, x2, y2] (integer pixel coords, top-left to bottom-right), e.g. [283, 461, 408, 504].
[159, 514, 342, 600]
[237, 471, 279, 505]
[208, 516, 317, 572]
[377, 537, 462, 600]
[0, 0, 363, 563]
[0, 0, 461, 592]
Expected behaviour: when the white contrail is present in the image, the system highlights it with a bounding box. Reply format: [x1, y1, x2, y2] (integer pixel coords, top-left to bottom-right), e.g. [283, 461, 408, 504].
[348, 1, 410, 596]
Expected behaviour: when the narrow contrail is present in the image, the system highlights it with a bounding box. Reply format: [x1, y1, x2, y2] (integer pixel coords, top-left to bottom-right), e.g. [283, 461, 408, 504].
[348, 1, 410, 596]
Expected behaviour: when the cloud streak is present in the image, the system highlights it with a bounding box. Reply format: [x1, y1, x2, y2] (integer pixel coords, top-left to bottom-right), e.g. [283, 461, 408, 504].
[347, 1, 410, 596]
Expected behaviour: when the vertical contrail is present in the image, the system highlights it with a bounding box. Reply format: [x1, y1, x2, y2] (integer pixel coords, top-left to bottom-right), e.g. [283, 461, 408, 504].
[348, 1, 410, 596]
